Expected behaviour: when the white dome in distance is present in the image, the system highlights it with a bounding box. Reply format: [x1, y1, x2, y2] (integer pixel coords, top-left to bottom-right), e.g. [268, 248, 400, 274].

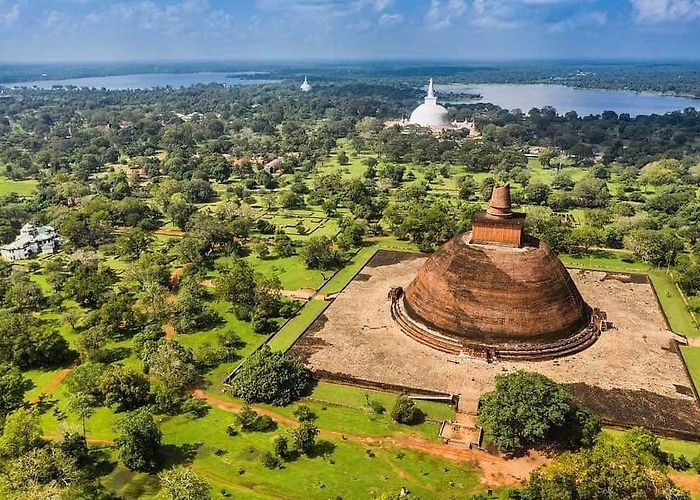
[300, 76, 312, 92]
[409, 78, 452, 128]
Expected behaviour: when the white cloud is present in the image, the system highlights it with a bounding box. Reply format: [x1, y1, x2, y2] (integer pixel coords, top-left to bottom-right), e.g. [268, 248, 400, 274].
[44, 10, 66, 29]
[0, 3, 20, 27]
[378, 12, 403, 26]
[426, 0, 467, 30]
[630, 0, 700, 23]
[471, 0, 522, 29]
[354, 0, 393, 11]
[548, 10, 607, 33]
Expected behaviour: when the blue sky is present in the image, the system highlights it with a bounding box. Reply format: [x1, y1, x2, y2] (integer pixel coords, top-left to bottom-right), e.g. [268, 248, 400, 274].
[1, 0, 700, 62]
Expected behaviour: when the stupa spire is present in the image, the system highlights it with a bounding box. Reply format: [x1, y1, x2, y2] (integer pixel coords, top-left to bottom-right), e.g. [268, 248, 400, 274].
[427, 78, 435, 99]
[487, 183, 513, 219]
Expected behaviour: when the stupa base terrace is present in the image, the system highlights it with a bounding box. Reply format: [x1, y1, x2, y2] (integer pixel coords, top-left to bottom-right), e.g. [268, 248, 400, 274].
[290, 250, 700, 439]
[390, 289, 605, 362]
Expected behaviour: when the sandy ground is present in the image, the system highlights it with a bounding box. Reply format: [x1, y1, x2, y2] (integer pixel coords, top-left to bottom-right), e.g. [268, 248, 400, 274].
[293, 251, 700, 435]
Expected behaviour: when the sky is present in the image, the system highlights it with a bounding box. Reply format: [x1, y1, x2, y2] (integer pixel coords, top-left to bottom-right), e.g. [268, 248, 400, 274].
[1, 0, 700, 62]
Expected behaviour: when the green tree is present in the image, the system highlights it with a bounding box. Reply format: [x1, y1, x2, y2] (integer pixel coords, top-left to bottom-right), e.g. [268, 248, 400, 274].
[0, 364, 30, 422]
[159, 466, 212, 500]
[147, 340, 198, 393]
[99, 365, 151, 412]
[390, 395, 424, 425]
[114, 408, 162, 472]
[624, 228, 684, 267]
[0, 408, 44, 458]
[216, 259, 256, 307]
[337, 150, 350, 165]
[115, 227, 154, 261]
[274, 233, 295, 257]
[289, 421, 319, 456]
[538, 147, 557, 168]
[571, 176, 610, 208]
[231, 345, 313, 406]
[521, 429, 689, 500]
[301, 236, 343, 270]
[478, 371, 599, 453]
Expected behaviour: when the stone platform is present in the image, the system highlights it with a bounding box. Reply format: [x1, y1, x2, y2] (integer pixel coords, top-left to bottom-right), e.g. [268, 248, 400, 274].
[291, 250, 700, 437]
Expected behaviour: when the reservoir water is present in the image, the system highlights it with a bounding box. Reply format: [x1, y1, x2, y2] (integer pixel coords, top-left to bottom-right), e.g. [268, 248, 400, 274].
[3, 72, 275, 91]
[439, 83, 699, 117]
[3, 72, 698, 116]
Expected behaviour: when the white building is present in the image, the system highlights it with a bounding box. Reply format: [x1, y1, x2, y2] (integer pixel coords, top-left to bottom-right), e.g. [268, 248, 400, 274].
[409, 78, 452, 128]
[0, 223, 62, 261]
[300, 76, 312, 92]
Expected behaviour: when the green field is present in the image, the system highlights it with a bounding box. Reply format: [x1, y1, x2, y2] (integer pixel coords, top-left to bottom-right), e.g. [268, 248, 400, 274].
[0, 176, 38, 196]
[681, 346, 700, 396]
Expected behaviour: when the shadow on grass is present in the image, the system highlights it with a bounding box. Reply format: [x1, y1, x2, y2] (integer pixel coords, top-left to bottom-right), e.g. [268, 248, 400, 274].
[310, 439, 336, 458]
[159, 442, 203, 470]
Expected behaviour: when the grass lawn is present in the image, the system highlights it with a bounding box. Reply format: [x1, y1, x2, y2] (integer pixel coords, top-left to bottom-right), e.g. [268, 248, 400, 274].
[151, 407, 483, 499]
[681, 346, 700, 396]
[604, 428, 700, 460]
[0, 176, 38, 196]
[268, 300, 329, 352]
[561, 250, 652, 274]
[650, 273, 700, 339]
[244, 254, 327, 290]
[309, 381, 456, 422]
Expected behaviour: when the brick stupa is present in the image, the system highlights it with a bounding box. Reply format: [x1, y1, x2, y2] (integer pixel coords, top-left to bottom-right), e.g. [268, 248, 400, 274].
[393, 184, 599, 361]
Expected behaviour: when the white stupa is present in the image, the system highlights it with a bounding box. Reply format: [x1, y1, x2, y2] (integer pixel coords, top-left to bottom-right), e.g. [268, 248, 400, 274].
[300, 76, 312, 92]
[409, 78, 451, 128]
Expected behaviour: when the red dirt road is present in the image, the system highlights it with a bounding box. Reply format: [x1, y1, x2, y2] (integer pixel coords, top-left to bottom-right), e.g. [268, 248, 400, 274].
[32, 359, 80, 403]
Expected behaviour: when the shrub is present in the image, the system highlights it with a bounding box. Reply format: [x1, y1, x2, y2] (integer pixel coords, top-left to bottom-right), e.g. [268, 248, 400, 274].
[390, 395, 424, 425]
[671, 454, 691, 471]
[691, 454, 700, 473]
[230, 345, 313, 406]
[368, 399, 386, 415]
[261, 451, 281, 469]
[293, 405, 317, 422]
[235, 406, 276, 432]
[272, 436, 289, 459]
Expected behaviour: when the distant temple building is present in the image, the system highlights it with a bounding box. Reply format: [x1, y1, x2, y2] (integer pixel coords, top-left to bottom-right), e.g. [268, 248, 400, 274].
[300, 77, 312, 92]
[409, 78, 452, 128]
[0, 223, 61, 261]
[386, 78, 476, 135]
[391, 184, 601, 361]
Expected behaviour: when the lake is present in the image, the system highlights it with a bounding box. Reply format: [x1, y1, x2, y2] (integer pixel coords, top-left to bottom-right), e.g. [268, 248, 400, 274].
[438, 83, 699, 117]
[2, 72, 276, 90]
[4, 72, 699, 116]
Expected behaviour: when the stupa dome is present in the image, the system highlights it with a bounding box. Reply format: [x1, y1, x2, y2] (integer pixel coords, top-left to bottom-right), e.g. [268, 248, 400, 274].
[300, 76, 312, 92]
[409, 78, 452, 128]
[393, 184, 597, 360]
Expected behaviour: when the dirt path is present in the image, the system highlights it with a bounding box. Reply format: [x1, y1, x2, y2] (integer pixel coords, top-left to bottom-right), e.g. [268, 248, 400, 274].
[153, 229, 186, 238]
[192, 390, 543, 487]
[163, 268, 184, 340]
[671, 472, 700, 496]
[32, 360, 80, 403]
[44, 434, 113, 446]
[202, 278, 325, 303]
[280, 288, 326, 301]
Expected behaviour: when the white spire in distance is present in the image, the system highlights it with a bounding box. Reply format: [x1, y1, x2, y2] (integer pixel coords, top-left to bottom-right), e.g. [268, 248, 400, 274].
[424, 78, 437, 105]
[300, 76, 312, 92]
